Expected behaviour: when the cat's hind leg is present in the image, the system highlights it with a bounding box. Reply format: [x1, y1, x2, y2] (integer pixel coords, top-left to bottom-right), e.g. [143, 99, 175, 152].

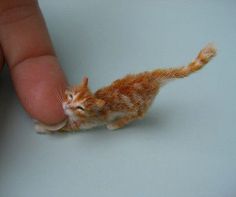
[106, 113, 139, 130]
[106, 103, 153, 130]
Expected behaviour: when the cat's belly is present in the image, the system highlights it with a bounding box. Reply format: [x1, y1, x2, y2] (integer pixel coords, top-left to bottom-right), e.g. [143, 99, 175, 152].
[79, 120, 104, 130]
[79, 112, 126, 129]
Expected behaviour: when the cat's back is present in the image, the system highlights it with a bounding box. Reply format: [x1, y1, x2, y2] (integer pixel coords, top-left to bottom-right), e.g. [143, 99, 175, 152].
[96, 71, 151, 93]
[95, 71, 160, 108]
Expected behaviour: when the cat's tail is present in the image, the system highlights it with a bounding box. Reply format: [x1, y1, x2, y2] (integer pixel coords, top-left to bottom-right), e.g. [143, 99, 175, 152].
[152, 43, 217, 85]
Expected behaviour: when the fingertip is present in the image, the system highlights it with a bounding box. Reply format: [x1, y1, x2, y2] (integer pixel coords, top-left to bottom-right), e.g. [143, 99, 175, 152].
[11, 55, 68, 125]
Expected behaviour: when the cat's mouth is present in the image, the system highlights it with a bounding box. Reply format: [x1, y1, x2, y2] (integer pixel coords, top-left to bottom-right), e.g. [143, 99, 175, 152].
[63, 103, 73, 115]
[62, 103, 79, 122]
[64, 109, 79, 122]
[64, 108, 74, 116]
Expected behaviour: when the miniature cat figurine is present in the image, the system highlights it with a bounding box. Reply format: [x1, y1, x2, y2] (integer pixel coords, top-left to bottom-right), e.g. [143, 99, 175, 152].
[35, 44, 216, 133]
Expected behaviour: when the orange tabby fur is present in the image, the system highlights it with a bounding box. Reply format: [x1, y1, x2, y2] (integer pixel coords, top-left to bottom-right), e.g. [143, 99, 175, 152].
[35, 44, 216, 133]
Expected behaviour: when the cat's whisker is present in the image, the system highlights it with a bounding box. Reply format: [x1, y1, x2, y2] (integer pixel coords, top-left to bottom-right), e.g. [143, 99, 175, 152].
[55, 93, 63, 104]
[55, 87, 65, 104]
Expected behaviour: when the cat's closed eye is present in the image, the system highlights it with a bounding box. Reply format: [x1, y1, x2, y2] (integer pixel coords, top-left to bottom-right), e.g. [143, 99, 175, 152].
[76, 105, 85, 111]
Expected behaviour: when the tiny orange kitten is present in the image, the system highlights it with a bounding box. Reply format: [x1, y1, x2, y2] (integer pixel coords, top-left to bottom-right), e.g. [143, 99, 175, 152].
[35, 44, 216, 133]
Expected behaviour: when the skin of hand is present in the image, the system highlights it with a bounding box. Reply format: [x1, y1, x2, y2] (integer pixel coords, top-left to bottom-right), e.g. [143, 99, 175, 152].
[0, 0, 67, 125]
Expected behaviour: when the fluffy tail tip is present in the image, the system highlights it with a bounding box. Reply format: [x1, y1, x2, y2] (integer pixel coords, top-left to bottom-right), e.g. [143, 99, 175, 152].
[199, 43, 217, 62]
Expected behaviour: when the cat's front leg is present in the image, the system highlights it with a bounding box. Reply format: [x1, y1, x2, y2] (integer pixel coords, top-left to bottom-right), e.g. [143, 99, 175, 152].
[61, 119, 81, 131]
[34, 120, 67, 134]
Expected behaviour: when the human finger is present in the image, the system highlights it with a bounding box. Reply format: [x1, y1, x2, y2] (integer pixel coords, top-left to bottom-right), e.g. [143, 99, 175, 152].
[0, 0, 67, 124]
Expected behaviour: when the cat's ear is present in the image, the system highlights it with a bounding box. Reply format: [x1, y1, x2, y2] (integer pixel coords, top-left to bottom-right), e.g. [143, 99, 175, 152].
[95, 99, 105, 108]
[81, 76, 88, 88]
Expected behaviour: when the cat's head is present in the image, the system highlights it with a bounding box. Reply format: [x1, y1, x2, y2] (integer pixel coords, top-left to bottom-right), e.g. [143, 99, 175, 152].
[62, 77, 105, 120]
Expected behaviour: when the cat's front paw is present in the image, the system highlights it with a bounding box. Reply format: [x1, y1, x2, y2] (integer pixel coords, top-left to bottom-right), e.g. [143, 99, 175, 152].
[34, 123, 50, 134]
[34, 119, 67, 134]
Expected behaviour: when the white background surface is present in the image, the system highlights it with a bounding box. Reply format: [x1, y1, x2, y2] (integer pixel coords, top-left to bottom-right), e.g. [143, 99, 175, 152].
[0, 1, 236, 196]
